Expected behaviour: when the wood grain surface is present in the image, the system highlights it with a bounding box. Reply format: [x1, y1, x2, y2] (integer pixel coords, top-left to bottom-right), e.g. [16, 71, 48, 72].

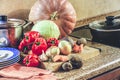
[42, 46, 100, 72]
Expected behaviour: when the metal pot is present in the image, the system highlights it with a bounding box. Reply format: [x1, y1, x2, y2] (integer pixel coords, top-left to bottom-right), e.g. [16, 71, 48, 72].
[0, 18, 32, 47]
[88, 16, 120, 45]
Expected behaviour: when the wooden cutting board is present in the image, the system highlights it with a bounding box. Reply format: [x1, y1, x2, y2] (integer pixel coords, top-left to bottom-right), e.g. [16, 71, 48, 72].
[73, 46, 100, 60]
[42, 46, 100, 72]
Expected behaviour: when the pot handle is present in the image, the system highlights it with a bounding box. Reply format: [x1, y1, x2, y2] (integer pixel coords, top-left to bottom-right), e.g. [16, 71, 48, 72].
[22, 20, 33, 29]
[114, 15, 120, 19]
[21, 20, 33, 38]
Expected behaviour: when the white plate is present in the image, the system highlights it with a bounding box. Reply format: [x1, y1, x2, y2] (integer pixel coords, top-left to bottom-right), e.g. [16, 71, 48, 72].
[0, 47, 20, 62]
[0, 50, 13, 60]
[0, 56, 20, 65]
[0, 56, 20, 68]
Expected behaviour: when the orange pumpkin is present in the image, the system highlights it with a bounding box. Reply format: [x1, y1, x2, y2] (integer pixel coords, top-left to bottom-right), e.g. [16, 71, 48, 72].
[29, 0, 76, 38]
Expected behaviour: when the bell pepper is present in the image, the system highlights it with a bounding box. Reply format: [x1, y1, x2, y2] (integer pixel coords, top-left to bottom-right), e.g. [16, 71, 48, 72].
[24, 31, 41, 43]
[32, 37, 48, 56]
[47, 38, 59, 47]
[19, 31, 40, 53]
[18, 38, 31, 53]
[23, 54, 40, 67]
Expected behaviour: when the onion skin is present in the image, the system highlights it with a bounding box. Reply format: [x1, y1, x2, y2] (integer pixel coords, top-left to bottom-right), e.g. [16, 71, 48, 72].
[58, 40, 72, 55]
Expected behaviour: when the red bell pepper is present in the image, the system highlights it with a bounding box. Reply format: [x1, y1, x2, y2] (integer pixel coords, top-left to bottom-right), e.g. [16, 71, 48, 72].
[24, 31, 40, 43]
[18, 38, 31, 53]
[18, 31, 40, 53]
[32, 37, 48, 56]
[47, 38, 59, 47]
[23, 54, 40, 67]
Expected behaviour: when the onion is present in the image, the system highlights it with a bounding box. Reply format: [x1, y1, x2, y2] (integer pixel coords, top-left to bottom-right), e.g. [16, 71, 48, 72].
[58, 40, 72, 55]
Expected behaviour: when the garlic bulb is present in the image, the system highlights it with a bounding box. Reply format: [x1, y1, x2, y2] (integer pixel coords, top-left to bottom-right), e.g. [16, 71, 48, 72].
[39, 50, 48, 61]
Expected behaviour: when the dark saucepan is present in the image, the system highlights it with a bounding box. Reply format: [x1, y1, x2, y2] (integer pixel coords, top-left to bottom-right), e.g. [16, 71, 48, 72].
[88, 16, 120, 44]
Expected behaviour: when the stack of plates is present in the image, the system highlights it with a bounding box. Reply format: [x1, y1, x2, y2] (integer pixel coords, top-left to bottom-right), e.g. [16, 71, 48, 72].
[0, 47, 20, 69]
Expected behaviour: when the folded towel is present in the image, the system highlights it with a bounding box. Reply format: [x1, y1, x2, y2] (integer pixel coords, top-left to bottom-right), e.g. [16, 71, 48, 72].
[0, 63, 57, 80]
[0, 77, 19, 80]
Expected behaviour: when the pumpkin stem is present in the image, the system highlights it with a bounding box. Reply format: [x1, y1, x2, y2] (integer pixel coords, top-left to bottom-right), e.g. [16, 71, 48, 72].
[50, 11, 58, 20]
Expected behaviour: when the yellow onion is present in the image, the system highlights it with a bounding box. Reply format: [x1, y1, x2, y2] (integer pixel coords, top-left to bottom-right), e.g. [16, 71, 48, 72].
[58, 40, 72, 55]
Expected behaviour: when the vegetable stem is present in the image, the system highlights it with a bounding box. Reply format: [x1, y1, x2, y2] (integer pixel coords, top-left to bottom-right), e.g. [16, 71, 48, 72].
[36, 42, 40, 45]
[50, 11, 58, 20]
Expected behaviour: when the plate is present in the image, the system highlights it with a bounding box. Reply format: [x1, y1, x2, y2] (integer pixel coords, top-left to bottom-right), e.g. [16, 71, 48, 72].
[0, 56, 20, 66]
[0, 56, 20, 68]
[0, 55, 20, 65]
[0, 50, 13, 60]
[0, 47, 20, 62]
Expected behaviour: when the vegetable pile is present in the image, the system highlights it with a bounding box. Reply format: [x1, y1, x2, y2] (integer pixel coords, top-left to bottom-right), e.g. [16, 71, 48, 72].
[18, 26, 87, 71]
[18, 0, 84, 72]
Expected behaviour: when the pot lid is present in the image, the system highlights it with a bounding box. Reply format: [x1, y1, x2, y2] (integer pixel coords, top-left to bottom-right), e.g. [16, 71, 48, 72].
[89, 16, 120, 31]
[0, 18, 26, 29]
[8, 18, 26, 27]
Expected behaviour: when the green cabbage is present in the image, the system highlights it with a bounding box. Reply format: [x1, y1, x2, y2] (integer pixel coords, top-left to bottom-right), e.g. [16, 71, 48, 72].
[31, 20, 60, 40]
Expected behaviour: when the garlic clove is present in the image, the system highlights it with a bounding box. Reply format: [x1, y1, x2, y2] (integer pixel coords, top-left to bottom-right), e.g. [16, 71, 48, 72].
[39, 50, 48, 61]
